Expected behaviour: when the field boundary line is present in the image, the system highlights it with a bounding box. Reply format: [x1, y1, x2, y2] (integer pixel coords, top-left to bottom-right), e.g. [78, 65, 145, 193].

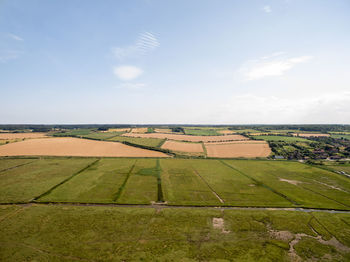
[0, 159, 39, 174]
[192, 168, 224, 204]
[113, 160, 137, 201]
[220, 160, 299, 205]
[201, 142, 207, 158]
[299, 185, 350, 208]
[2, 202, 350, 213]
[32, 159, 100, 201]
[156, 159, 164, 202]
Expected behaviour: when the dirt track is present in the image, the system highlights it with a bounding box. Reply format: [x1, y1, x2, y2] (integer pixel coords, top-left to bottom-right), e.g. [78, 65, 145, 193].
[205, 141, 271, 158]
[122, 133, 248, 142]
[161, 140, 203, 153]
[0, 137, 169, 157]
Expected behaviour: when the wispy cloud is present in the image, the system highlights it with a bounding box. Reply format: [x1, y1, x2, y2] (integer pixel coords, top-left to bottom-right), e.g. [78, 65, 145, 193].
[8, 33, 23, 41]
[0, 50, 21, 62]
[238, 53, 313, 80]
[263, 5, 272, 13]
[112, 31, 159, 60]
[113, 65, 143, 81]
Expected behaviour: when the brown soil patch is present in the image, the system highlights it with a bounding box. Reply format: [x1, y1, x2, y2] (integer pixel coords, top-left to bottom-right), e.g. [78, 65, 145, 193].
[130, 128, 148, 133]
[161, 140, 203, 153]
[212, 218, 230, 233]
[269, 230, 294, 242]
[204, 141, 271, 158]
[0, 137, 169, 157]
[122, 133, 248, 142]
[107, 128, 131, 132]
[293, 133, 330, 137]
[279, 178, 302, 186]
[0, 133, 48, 140]
[218, 130, 237, 135]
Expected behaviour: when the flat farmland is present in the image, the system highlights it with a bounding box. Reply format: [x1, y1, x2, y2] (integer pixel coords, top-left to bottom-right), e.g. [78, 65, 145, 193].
[0, 132, 48, 139]
[251, 135, 310, 142]
[225, 160, 350, 210]
[39, 158, 136, 203]
[0, 158, 36, 172]
[122, 132, 248, 142]
[293, 133, 330, 137]
[0, 137, 169, 157]
[181, 159, 292, 207]
[108, 135, 164, 147]
[160, 159, 221, 205]
[205, 141, 271, 158]
[1, 205, 350, 261]
[161, 140, 204, 153]
[0, 158, 95, 203]
[117, 159, 160, 204]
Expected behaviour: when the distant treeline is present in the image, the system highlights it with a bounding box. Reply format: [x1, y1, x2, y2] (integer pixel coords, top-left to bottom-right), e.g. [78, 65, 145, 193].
[1, 124, 350, 133]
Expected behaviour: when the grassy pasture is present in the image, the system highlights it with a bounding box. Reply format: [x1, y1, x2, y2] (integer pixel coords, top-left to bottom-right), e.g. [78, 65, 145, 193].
[0, 158, 95, 203]
[225, 160, 350, 210]
[160, 159, 221, 205]
[40, 158, 136, 203]
[0, 205, 350, 261]
[117, 159, 159, 204]
[183, 128, 221, 136]
[0, 158, 36, 172]
[331, 134, 350, 140]
[81, 131, 124, 140]
[252, 135, 310, 142]
[52, 129, 93, 137]
[189, 159, 292, 207]
[108, 135, 165, 148]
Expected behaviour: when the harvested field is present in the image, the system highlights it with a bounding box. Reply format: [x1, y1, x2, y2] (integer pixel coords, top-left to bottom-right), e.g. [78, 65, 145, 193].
[106, 128, 130, 132]
[0, 132, 48, 140]
[0, 137, 169, 157]
[218, 130, 237, 135]
[122, 133, 248, 142]
[161, 140, 204, 153]
[130, 127, 148, 133]
[205, 141, 271, 158]
[154, 128, 174, 133]
[293, 133, 330, 137]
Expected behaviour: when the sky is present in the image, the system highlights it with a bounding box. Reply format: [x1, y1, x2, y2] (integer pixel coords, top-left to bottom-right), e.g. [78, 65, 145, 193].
[1, 0, 350, 124]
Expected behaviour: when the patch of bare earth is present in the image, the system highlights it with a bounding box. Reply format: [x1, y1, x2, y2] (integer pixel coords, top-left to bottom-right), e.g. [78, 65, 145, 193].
[269, 226, 350, 261]
[122, 133, 248, 142]
[0, 137, 169, 157]
[0, 132, 48, 139]
[161, 140, 203, 153]
[130, 128, 149, 133]
[279, 178, 302, 186]
[204, 141, 271, 158]
[212, 218, 230, 234]
[293, 133, 330, 137]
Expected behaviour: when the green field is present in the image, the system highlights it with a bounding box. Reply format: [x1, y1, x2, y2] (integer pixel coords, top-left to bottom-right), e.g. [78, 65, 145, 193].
[0, 158, 95, 203]
[225, 160, 350, 209]
[81, 131, 125, 140]
[1, 157, 350, 260]
[252, 135, 310, 142]
[52, 129, 94, 137]
[183, 128, 221, 136]
[331, 134, 350, 140]
[1, 158, 350, 209]
[108, 135, 165, 147]
[0, 205, 349, 261]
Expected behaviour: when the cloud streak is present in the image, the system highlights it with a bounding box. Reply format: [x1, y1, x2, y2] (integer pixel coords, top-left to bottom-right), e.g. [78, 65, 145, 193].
[263, 5, 272, 13]
[239, 53, 313, 80]
[112, 32, 159, 60]
[8, 33, 23, 41]
[113, 65, 143, 81]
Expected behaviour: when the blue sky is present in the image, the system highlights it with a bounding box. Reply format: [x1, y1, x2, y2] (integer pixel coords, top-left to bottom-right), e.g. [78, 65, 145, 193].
[1, 0, 350, 124]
